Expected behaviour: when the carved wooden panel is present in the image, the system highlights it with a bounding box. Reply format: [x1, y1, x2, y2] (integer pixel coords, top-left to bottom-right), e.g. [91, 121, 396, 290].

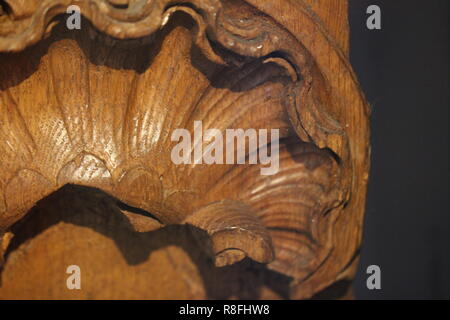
[0, 0, 369, 299]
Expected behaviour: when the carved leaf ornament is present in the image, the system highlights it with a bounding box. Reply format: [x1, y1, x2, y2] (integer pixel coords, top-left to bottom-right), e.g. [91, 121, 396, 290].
[0, 0, 370, 298]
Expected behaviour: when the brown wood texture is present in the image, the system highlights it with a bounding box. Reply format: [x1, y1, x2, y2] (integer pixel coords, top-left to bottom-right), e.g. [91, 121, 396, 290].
[0, 0, 369, 299]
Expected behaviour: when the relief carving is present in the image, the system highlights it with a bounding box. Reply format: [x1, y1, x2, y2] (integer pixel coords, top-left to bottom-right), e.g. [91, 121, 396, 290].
[0, 0, 369, 299]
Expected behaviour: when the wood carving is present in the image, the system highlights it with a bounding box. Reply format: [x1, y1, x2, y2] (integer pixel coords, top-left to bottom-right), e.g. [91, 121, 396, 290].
[0, 0, 370, 299]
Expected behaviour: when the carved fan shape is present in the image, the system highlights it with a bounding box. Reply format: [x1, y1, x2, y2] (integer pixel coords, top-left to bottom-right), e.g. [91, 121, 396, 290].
[0, 0, 371, 299]
[0, 13, 341, 282]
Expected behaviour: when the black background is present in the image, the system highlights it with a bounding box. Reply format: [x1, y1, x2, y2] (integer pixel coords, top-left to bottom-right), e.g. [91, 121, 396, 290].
[349, 0, 449, 299]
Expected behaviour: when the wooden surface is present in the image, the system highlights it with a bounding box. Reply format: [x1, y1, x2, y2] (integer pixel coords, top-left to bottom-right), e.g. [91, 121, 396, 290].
[0, 0, 369, 299]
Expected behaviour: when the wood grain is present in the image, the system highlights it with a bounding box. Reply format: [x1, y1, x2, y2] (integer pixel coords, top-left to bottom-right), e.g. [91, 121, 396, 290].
[0, 0, 369, 299]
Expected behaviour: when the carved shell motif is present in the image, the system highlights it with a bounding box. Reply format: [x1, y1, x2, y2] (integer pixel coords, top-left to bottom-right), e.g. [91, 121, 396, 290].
[0, 0, 370, 298]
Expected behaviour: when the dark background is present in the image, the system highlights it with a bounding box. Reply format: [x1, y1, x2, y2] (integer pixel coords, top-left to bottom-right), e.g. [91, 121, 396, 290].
[348, 0, 449, 299]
